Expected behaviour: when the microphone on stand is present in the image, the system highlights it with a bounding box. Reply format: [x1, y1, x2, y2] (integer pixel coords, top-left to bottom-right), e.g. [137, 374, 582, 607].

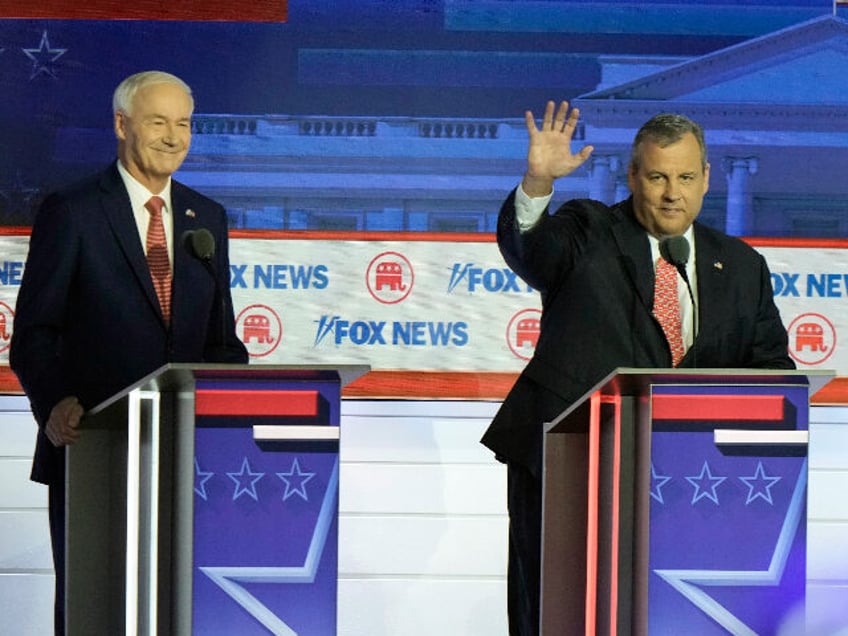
[659, 235, 696, 366]
[182, 228, 216, 263]
[182, 228, 227, 347]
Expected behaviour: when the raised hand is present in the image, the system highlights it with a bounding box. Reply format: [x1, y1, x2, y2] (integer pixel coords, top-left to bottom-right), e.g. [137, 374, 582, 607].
[522, 100, 594, 197]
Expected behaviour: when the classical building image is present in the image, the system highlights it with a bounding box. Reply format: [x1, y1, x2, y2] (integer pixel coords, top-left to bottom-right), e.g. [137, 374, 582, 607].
[576, 14, 848, 238]
[172, 15, 848, 237]
[2, 6, 848, 636]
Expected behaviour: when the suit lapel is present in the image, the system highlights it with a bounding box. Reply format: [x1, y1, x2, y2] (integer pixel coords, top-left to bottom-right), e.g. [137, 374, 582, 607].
[677, 223, 727, 366]
[170, 184, 208, 326]
[691, 224, 726, 338]
[610, 199, 654, 311]
[98, 165, 164, 321]
[171, 185, 190, 273]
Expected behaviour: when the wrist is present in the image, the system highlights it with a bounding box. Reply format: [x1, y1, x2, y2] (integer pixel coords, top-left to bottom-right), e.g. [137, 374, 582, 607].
[521, 174, 554, 198]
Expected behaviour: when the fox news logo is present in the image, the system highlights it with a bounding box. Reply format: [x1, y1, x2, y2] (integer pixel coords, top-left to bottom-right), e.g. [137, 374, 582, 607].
[447, 263, 534, 294]
[313, 315, 468, 347]
[772, 272, 848, 297]
[230, 263, 329, 289]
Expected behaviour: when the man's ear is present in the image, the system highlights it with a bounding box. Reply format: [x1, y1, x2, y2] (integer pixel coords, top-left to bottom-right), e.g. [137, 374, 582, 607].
[114, 111, 127, 140]
[627, 163, 637, 191]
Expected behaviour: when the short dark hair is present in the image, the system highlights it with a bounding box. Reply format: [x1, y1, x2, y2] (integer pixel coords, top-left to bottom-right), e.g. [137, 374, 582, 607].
[630, 113, 707, 172]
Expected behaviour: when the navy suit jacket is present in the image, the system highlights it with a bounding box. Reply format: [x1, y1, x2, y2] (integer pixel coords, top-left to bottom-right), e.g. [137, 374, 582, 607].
[481, 191, 795, 478]
[11, 163, 248, 484]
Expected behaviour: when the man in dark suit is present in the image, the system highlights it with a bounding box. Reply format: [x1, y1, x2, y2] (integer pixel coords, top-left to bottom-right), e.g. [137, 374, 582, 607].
[10, 70, 248, 635]
[480, 101, 795, 636]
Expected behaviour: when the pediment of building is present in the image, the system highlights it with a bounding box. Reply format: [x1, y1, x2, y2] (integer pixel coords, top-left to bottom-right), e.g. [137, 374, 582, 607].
[575, 15, 848, 130]
[581, 15, 848, 103]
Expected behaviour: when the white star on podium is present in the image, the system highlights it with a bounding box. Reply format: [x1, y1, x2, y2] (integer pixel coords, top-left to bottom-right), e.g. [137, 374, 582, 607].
[655, 459, 807, 635]
[277, 457, 316, 502]
[739, 461, 781, 505]
[200, 459, 340, 635]
[685, 460, 727, 505]
[194, 457, 215, 501]
[650, 462, 672, 504]
[227, 457, 265, 501]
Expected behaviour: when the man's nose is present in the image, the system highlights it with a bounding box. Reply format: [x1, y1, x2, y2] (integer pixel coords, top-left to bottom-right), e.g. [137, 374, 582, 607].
[162, 124, 182, 144]
[663, 181, 681, 200]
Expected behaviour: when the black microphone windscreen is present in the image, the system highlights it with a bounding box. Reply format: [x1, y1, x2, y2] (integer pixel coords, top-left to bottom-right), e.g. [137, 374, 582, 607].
[659, 235, 690, 267]
[182, 228, 216, 261]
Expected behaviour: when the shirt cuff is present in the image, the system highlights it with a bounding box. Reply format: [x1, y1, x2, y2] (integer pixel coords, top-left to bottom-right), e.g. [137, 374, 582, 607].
[515, 183, 553, 232]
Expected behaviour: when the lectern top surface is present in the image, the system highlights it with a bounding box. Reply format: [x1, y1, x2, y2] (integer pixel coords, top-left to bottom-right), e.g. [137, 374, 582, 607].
[604, 367, 833, 397]
[87, 363, 370, 416]
[543, 367, 834, 433]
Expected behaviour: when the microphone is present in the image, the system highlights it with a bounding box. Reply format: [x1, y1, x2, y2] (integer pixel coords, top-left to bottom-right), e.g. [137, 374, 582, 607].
[659, 235, 697, 365]
[659, 235, 689, 281]
[182, 227, 227, 347]
[182, 228, 216, 262]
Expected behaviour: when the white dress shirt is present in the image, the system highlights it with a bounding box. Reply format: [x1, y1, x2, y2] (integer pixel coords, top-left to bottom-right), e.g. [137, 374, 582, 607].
[117, 160, 174, 271]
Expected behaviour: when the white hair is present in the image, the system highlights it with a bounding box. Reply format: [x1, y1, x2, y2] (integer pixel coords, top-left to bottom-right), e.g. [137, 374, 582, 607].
[112, 71, 194, 116]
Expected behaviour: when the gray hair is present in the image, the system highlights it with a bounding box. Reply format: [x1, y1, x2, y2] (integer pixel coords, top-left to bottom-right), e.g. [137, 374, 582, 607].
[112, 71, 194, 116]
[630, 113, 707, 172]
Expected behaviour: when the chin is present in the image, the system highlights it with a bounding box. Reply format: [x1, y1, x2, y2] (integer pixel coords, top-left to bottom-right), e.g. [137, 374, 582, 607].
[155, 162, 183, 175]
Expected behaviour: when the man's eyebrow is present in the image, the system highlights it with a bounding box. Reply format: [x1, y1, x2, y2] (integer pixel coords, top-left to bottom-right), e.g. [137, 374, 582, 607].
[144, 113, 191, 121]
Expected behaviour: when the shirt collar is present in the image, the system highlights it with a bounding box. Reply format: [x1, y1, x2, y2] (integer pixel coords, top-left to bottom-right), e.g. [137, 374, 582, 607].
[116, 160, 173, 215]
[648, 225, 696, 264]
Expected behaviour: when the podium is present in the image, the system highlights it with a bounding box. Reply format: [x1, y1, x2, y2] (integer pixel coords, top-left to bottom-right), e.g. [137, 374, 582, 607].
[65, 363, 368, 636]
[540, 368, 832, 636]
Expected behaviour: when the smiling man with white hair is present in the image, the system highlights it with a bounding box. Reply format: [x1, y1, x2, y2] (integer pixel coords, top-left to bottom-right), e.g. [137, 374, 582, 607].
[10, 70, 248, 636]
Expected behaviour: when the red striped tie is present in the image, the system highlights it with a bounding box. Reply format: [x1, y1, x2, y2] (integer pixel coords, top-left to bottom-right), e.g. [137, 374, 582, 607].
[653, 257, 684, 367]
[145, 196, 172, 324]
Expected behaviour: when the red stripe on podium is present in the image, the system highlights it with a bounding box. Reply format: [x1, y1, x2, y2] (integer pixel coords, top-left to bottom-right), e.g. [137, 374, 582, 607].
[652, 394, 784, 421]
[585, 390, 601, 634]
[609, 393, 622, 635]
[195, 389, 318, 416]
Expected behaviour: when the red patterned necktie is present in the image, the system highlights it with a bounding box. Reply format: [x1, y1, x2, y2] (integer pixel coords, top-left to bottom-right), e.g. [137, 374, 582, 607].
[653, 257, 684, 367]
[145, 196, 172, 324]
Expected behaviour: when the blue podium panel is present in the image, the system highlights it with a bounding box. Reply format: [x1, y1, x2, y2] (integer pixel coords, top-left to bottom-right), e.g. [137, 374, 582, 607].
[191, 373, 343, 636]
[648, 383, 810, 635]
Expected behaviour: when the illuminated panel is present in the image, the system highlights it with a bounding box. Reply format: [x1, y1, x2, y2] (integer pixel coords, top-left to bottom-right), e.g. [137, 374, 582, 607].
[607, 394, 622, 636]
[585, 390, 601, 635]
[195, 389, 318, 416]
[652, 394, 784, 421]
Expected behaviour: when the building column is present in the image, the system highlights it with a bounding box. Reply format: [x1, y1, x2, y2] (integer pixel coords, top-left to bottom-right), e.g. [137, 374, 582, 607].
[724, 156, 759, 236]
[615, 179, 631, 203]
[588, 155, 620, 205]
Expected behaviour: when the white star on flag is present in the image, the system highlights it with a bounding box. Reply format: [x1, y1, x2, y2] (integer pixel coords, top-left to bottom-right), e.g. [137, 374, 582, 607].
[22, 31, 67, 79]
